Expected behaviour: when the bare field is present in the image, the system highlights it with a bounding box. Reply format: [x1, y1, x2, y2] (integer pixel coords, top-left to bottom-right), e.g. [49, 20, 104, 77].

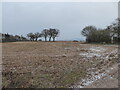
[2, 42, 118, 88]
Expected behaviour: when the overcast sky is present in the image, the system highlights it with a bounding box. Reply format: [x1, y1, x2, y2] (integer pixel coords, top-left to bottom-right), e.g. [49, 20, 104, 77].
[2, 2, 118, 41]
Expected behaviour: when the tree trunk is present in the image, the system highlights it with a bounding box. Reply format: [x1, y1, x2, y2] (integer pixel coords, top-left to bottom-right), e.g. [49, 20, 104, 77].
[45, 37, 47, 42]
[32, 38, 34, 41]
[53, 37, 55, 42]
[49, 37, 51, 41]
[35, 38, 38, 41]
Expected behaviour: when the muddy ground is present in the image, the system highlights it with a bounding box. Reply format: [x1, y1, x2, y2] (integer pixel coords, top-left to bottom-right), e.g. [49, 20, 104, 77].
[2, 42, 118, 88]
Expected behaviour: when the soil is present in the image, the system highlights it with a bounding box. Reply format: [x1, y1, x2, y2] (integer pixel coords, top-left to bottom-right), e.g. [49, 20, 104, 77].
[2, 42, 118, 88]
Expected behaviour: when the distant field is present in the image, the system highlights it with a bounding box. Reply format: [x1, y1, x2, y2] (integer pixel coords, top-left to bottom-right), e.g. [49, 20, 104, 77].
[2, 42, 118, 88]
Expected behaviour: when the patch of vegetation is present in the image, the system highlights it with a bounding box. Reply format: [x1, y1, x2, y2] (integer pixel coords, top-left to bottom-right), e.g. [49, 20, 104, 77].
[58, 70, 86, 88]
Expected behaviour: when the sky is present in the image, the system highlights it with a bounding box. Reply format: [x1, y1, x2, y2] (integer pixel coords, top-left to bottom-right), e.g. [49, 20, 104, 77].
[2, 2, 118, 41]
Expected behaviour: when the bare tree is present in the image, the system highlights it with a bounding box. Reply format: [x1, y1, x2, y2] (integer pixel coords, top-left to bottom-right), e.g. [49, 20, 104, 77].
[34, 32, 41, 41]
[41, 29, 49, 42]
[52, 29, 59, 42]
[47, 28, 59, 41]
[48, 28, 53, 41]
[27, 33, 35, 41]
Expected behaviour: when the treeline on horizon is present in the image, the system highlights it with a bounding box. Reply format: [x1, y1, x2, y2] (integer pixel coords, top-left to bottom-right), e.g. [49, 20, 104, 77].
[1, 28, 59, 42]
[81, 18, 120, 44]
[1, 18, 120, 43]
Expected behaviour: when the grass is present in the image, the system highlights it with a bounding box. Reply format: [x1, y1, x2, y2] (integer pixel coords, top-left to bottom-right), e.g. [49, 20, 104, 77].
[59, 70, 86, 87]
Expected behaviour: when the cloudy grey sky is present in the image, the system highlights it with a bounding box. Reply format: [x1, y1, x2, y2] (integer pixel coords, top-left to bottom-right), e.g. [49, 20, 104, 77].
[2, 2, 118, 41]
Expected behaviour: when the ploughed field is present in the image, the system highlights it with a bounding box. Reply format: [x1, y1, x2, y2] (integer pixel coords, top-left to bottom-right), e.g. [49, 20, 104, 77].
[2, 42, 118, 88]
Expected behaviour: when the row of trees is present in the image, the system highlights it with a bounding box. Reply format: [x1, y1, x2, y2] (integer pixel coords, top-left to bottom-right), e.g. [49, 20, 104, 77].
[1, 18, 119, 43]
[27, 28, 59, 42]
[81, 18, 120, 43]
[1, 33, 28, 42]
[1, 28, 60, 42]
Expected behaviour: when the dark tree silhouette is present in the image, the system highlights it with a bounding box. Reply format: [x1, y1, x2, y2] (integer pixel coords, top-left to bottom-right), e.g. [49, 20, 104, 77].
[5, 33, 10, 42]
[41, 29, 49, 42]
[48, 28, 53, 41]
[34, 32, 41, 41]
[81, 25, 112, 43]
[48, 28, 59, 42]
[52, 29, 59, 42]
[81, 26, 97, 42]
[106, 18, 120, 43]
[27, 33, 35, 41]
[1, 33, 28, 42]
